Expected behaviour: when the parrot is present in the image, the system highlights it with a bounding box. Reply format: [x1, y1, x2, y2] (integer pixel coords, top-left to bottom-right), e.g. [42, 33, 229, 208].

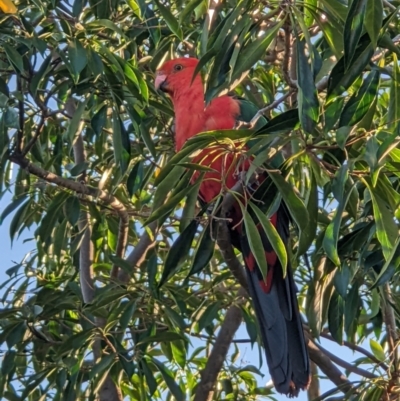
[155, 57, 310, 397]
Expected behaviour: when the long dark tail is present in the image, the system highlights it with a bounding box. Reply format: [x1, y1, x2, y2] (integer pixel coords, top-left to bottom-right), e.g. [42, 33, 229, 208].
[236, 206, 310, 396]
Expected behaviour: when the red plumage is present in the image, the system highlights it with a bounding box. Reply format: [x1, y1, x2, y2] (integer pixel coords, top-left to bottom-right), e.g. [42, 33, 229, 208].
[156, 57, 310, 397]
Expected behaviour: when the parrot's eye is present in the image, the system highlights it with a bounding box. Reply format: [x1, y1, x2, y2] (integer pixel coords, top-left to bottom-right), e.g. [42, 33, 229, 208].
[174, 64, 183, 71]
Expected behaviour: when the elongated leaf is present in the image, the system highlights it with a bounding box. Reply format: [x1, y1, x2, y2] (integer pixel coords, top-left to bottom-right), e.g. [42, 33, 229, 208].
[365, 179, 398, 260]
[0, 195, 28, 225]
[4, 43, 24, 73]
[91, 105, 107, 136]
[268, 170, 309, 232]
[112, 110, 131, 174]
[339, 69, 380, 127]
[154, 0, 183, 40]
[68, 39, 88, 81]
[388, 54, 400, 134]
[344, 0, 367, 69]
[328, 291, 344, 344]
[189, 225, 214, 276]
[231, 19, 285, 83]
[365, 0, 383, 47]
[63, 196, 80, 226]
[158, 219, 199, 287]
[296, 36, 319, 134]
[242, 208, 269, 280]
[152, 358, 185, 401]
[255, 109, 299, 136]
[327, 36, 374, 100]
[249, 202, 287, 276]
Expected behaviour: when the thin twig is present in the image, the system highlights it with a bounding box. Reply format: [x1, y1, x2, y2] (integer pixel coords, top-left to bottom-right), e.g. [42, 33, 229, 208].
[320, 332, 389, 371]
[312, 341, 379, 379]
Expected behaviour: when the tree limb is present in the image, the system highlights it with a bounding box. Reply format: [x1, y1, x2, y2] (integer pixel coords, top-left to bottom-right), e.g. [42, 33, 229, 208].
[118, 221, 158, 283]
[320, 331, 389, 371]
[193, 287, 247, 401]
[307, 361, 320, 401]
[305, 332, 354, 394]
[312, 339, 379, 379]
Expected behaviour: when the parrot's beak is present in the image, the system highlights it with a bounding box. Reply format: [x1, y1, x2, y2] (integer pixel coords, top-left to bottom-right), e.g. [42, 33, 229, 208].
[155, 73, 168, 92]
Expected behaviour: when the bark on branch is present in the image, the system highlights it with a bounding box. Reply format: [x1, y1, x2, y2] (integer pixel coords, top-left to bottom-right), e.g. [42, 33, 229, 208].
[193, 287, 247, 401]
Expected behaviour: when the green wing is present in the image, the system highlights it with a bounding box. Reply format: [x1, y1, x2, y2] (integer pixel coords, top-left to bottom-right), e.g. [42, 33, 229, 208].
[234, 97, 268, 130]
[233, 96, 284, 167]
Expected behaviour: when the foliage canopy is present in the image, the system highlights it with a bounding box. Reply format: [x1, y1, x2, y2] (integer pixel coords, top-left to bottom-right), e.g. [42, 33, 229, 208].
[1, 0, 400, 400]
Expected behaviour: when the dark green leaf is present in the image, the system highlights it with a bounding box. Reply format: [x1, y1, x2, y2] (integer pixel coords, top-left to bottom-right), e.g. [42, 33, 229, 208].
[152, 358, 185, 401]
[63, 196, 80, 226]
[4, 43, 24, 73]
[328, 291, 344, 344]
[296, 36, 319, 134]
[68, 39, 88, 81]
[188, 225, 214, 276]
[344, 0, 367, 69]
[158, 219, 199, 287]
[339, 69, 380, 127]
[154, 0, 183, 40]
[365, 0, 383, 47]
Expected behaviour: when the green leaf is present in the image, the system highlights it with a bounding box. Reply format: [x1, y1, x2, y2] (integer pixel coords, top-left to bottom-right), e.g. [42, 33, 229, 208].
[297, 172, 318, 255]
[296, 36, 319, 134]
[63, 196, 81, 226]
[231, 19, 285, 83]
[365, 0, 383, 47]
[255, 109, 299, 136]
[1, 350, 16, 376]
[91, 105, 107, 136]
[179, 0, 204, 23]
[89, 354, 115, 380]
[127, 161, 143, 197]
[344, 0, 367, 69]
[339, 69, 380, 127]
[242, 208, 269, 280]
[152, 358, 185, 401]
[248, 202, 287, 277]
[0, 195, 28, 225]
[328, 291, 344, 344]
[171, 340, 186, 368]
[112, 110, 131, 174]
[388, 54, 400, 135]
[3, 43, 24, 73]
[268, 170, 309, 233]
[158, 219, 199, 287]
[198, 301, 222, 331]
[68, 39, 88, 81]
[65, 97, 90, 143]
[126, 0, 141, 18]
[188, 224, 214, 276]
[327, 35, 374, 100]
[146, 180, 199, 226]
[365, 179, 398, 260]
[370, 339, 386, 362]
[154, 0, 183, 40]
[38, 192, 69, 244]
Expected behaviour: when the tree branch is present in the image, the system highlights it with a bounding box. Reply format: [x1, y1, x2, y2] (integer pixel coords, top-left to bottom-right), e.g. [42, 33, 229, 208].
[320, 332, 389, 371]
[312, 340, 378, 379]
[305, 332, 354, 394]
[118, 221, 158, 283]
[193, 287, 247, 401]
[307, 361, 320, 401]
[67, 98, 95, 305]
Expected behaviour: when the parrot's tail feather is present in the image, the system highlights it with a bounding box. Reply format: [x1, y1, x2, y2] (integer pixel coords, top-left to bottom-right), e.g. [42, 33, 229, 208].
[240, 210, 310, 397]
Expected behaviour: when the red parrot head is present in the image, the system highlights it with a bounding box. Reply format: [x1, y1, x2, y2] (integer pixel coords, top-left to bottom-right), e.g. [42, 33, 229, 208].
[155, 57, 202, 98]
